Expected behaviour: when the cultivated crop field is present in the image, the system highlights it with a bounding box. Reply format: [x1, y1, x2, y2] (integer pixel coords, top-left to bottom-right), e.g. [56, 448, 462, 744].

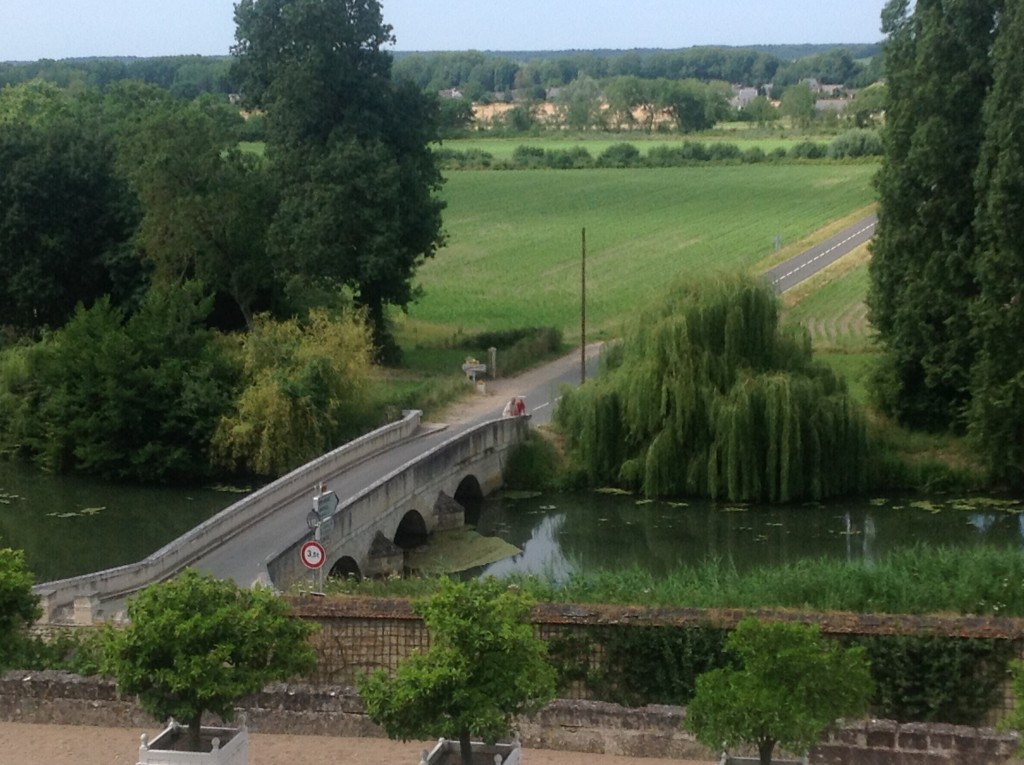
[404, 163, 878, 340]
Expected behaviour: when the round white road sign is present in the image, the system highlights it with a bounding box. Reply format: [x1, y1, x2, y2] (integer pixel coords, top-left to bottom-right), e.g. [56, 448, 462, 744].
[300, 540, 327, 570]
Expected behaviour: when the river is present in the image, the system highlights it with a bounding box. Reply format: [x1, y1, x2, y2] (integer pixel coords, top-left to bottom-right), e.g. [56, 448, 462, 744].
[4, 456, 1022, 584]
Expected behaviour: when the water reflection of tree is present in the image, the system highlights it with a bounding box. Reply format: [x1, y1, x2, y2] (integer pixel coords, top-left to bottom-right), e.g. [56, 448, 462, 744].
[475, 491, 1024, 581]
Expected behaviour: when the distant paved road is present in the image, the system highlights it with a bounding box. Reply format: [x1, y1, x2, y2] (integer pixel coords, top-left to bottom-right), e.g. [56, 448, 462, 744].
[763, 213, 877, 294]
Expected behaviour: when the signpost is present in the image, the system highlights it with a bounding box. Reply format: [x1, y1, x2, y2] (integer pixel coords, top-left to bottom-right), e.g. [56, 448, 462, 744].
[300, 539, 326, 593]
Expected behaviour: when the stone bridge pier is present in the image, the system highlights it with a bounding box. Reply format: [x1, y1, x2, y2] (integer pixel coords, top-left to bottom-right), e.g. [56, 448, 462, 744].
[267, 416, 530, 588]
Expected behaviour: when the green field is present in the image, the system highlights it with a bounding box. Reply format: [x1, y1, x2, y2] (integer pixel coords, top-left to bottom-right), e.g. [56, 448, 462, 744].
[402, 163, 878, 340]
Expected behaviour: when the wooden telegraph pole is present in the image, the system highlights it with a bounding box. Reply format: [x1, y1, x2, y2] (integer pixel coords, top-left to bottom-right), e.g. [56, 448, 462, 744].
[580, 227, 586, 385]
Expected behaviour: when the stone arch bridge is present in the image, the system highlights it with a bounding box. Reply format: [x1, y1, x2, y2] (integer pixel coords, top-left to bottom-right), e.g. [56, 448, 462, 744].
[266, 414, 529, 587]
[34, 411, 530, 624]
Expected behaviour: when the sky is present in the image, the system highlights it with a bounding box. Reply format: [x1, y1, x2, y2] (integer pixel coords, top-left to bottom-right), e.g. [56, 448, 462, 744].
[2, 1, 888, 62]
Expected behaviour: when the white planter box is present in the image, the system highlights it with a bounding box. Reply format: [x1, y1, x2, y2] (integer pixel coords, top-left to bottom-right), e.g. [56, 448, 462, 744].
[137, 720, 248, 765]
[420, 736, 522, 765]
[719, 754, 806, 765]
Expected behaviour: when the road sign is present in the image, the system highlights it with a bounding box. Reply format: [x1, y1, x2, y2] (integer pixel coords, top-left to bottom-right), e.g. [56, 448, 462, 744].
[300, 540, 326, 570]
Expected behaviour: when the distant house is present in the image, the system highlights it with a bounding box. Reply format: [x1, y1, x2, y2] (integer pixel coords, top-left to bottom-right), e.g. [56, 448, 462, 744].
[730, 86, 759, 110]
[438, 88, 464, 100]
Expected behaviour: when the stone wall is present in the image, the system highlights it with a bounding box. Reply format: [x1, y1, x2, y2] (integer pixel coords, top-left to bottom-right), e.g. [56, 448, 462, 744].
[1, 671, 1020, 764]
[290, 596, 1024, 721]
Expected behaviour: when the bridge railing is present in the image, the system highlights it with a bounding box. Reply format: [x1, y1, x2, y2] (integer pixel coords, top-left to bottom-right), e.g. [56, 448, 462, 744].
[33, 410, 424, 624]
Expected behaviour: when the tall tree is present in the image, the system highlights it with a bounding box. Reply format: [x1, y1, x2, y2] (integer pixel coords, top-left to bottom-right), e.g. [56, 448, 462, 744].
[232, 0, 446, 359]
[0, 85, 140, 331]
[968, 0, 1024, 484]
[868, 0, 1002, 431]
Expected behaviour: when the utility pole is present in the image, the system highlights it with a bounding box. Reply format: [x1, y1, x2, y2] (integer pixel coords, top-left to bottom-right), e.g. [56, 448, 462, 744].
[580, 227, 586, 385]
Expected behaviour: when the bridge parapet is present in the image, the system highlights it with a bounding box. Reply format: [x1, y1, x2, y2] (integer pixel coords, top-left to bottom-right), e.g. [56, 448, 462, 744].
[33, 410, 424, 624]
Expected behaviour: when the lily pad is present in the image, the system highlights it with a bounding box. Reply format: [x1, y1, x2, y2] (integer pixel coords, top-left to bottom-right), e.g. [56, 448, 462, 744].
[500, 490, 543, 500]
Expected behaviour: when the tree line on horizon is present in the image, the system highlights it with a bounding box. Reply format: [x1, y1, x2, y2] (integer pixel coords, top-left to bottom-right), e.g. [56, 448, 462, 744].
[0, 42, 883, 108]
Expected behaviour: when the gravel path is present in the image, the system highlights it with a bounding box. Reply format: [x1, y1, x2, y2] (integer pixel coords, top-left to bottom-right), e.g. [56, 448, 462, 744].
[0, 722, 717, 765]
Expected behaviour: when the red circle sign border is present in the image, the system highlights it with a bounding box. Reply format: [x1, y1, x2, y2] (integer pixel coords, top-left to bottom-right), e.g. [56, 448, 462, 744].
[300, 540, 327, 570]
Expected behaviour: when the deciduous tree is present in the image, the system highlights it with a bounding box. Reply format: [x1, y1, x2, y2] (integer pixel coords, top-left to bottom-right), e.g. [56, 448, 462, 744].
[554, 274, 868, 502]
[0, 546, 40, 671]
[358, 578, 557, 765]
[212, 308, 375, 476]
[686, 618, 872, 765]
[0, 85, 139, 331]
[107, 569, 316, 751]
[232, 0, 445, 359]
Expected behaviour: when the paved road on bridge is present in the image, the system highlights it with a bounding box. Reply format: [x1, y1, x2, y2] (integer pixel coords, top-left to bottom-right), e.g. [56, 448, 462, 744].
[182, 213, 878, 590]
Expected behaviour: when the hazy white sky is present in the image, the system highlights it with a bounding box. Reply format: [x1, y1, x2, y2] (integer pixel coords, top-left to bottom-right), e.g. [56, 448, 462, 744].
[2, 1, 887, 61]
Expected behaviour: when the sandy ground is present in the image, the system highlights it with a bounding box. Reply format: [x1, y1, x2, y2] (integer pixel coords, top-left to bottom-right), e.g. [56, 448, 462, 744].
[0, 723, 716, 765]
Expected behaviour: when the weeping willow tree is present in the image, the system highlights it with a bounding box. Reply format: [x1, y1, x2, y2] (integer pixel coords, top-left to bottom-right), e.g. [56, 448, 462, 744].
[555, 274, 868, 502]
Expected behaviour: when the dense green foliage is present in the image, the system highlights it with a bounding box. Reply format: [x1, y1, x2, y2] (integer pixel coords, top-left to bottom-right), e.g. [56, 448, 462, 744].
[549, 624, 728, 707]
[857, 633, 1013, 725]
[0, 56, 237, 97]
[0, 286, 237, 481]
[967, 0, 1024, 484]
[869, 0, 999, 433]
[0, 546, 40, 671]
[0, 1, 443, 481]
[358, 578, 557, 763]
[686, 618, 873, 764]
[545, 621, 1006, 727]
[555, 274, 868, 502]
[0, 83, 141, 331]
[393, 45, 882, 100]
[212, 309, 376, 476]
[869, 0, 1024, 486]
[107, 570, 317, 750]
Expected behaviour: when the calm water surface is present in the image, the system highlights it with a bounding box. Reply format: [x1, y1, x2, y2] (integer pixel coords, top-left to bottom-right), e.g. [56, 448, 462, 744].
[4, 455, 1023, 584]
[469, 490, 1024, 580]
[0, 459, 235, 582]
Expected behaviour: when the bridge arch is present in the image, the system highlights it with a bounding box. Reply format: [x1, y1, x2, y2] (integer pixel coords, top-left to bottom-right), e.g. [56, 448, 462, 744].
[454, 474, 484, 504]
[394, 509, 429, 549]
[329, 556, 361, 580]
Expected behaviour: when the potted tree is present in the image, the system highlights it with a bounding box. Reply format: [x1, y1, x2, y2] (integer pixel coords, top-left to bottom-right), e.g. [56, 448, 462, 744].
[686, 617, 873, 765]
[358, 577, 557, 765]
[107, 569, 316, 762]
